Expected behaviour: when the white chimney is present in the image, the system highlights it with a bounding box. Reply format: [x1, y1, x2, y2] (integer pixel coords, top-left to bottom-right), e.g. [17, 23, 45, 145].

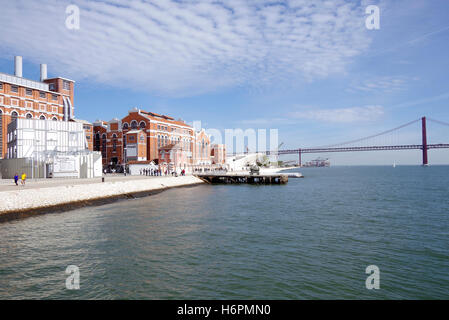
[14, 56, 23, 77]
[40, 64, 47, 82]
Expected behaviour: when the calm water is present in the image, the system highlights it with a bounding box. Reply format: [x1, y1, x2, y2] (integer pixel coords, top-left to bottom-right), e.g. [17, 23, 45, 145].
[1, 166, 448, 299]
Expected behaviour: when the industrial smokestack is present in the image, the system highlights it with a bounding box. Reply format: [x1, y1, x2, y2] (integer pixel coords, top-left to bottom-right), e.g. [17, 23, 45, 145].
[40, 64, 47, 82]
[14, 56, 23, 77]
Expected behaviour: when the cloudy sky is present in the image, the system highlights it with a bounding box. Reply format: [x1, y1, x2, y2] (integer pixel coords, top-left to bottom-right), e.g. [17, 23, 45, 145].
[1, 0, 449, 164]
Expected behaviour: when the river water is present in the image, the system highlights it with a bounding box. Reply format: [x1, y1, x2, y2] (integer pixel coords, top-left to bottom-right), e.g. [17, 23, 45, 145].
[1, 166, 448, 299]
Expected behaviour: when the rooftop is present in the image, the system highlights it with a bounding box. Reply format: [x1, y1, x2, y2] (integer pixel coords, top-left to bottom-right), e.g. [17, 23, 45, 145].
[0, 72, 49, 91]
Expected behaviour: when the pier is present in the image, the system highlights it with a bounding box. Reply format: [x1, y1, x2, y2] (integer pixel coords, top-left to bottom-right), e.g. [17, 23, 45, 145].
[195, 173, 289, 184]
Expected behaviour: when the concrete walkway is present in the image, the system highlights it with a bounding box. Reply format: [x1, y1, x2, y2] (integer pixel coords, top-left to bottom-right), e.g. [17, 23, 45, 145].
[0, 175, 204, 215]
[0, 174, 180, 191]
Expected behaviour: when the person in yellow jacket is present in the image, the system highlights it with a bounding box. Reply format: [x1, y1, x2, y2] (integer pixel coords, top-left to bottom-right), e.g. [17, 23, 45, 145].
[21, 172, 27, 186]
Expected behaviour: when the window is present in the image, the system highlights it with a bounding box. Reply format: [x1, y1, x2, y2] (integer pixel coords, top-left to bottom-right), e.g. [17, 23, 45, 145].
[26, 113, 32, 119]
[102, 134, 106, 157]
[94, 133, 100, 151]
[112, 134, 117, 152]
[123, 123, 129, 130]
[49, 83, 56, 91]
[157, 125, 160, 130]
[131, 120, 138, 129]
[63, 80, 70, 90]
[139, 121, 146, 129]
[0, 82, 4, 90]
[11, 85, 18, 93]
[40, 91, 46, 99]
[128, 135, 135, 142]
[52, 94, 58, 100]
[52, 117, 58, 121]
[11, 111, 18, 120]
[26, 88, 32, 96]
[39, 115, 46, 120]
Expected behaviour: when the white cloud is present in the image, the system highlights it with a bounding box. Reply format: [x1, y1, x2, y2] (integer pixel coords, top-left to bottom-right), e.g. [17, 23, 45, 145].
[290, 105, 384, 123]
[237, 105, 384, 125]
[348, 76, 418, 93]
[0, 0, 371, 96]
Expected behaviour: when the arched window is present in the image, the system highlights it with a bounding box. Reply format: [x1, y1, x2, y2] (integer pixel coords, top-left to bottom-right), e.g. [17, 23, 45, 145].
[123, 122, 129, 130]
[202, 139, 205, 158]
[11, 111, 18, 120]
[39, 115, 46, 120]
[112, 134, 117, 152]
[101, 133, 106, 157]
[94, 133, 100, 151]
[131, 120, 138, 129]
[26, 113, 33, 119]
[139, 121, 146, 129]
[52, 117, 58, 121]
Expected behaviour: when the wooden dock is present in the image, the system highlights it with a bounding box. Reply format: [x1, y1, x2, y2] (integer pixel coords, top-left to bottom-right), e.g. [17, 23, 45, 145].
[195, 173, 289, 185]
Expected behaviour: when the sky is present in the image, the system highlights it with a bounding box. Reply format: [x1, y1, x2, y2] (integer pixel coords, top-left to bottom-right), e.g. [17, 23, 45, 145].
[1, 0, 449, 165]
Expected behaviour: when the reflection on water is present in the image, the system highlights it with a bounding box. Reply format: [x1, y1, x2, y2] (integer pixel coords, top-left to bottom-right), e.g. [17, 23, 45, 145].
[1, 166, 448, 299]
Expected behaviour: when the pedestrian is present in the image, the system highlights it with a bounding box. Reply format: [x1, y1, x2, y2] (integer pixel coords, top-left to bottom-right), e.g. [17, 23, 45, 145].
[14, 173, 19, 186]
[21, 172, 27, 186]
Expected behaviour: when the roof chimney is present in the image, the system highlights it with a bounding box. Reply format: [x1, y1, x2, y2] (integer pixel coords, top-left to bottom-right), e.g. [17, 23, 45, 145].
[14, 56, 22, 77]
[40, 64, 47, 82]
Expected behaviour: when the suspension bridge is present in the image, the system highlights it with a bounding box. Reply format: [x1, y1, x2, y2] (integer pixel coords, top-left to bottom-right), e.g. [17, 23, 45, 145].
[264, 117, 449, 166]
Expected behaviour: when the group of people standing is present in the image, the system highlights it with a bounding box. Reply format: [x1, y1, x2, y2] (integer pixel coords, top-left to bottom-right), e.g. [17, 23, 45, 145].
[140, 168, 162, 176]
[13, 172, 27, 186]
[139, 168, 187, 177]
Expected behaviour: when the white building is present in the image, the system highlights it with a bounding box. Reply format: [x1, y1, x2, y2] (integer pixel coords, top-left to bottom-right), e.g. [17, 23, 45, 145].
[1, 118, 102, 178]
[7, 118, 86, 159]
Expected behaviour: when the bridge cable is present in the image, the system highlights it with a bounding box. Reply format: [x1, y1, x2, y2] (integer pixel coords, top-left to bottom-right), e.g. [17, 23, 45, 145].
[428, 117, 449, 127]
[314, 119, 421, 149]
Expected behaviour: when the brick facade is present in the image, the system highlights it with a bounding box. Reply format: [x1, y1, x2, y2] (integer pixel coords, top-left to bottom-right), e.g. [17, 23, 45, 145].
[93, 108, 216, 170]
[0, 56, 91, 158]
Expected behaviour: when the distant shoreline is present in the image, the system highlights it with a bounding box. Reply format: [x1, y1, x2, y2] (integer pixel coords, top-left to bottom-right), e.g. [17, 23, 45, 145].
[0, 176, 204, 223]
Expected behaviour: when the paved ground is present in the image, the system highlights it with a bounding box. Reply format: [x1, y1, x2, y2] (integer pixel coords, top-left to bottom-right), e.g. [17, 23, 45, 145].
[0, 174, 180, 192]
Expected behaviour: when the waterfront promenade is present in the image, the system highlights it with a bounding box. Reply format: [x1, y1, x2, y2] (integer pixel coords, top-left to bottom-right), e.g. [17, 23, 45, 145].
[0, 175, 204, 220]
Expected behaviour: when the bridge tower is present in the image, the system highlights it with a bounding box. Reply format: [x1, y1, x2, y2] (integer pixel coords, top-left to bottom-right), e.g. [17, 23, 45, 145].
[298, 149, 301, 167]
[422, 116, 428, 166]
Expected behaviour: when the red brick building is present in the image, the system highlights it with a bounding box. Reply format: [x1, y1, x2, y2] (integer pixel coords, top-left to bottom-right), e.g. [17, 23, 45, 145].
[0, 56, 92, 158]
[93, 108, 220, 171]
[211, 144, 226, 165]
